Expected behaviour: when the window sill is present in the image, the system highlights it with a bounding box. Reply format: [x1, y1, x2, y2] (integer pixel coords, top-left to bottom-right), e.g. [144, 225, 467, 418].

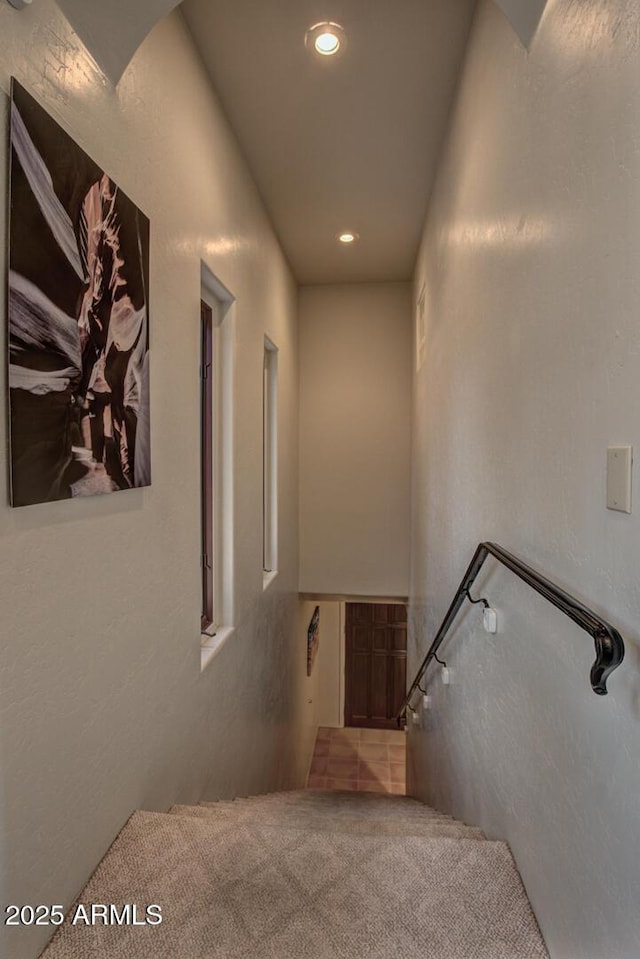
[200, 625, 235, 673]
[262, 570, 278, 591]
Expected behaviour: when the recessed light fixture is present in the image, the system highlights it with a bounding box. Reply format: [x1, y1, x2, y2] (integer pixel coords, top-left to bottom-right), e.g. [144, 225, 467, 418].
[337, 232, 359, 244]
[315, 30, 340, 55]
[305, 21, 346, 58]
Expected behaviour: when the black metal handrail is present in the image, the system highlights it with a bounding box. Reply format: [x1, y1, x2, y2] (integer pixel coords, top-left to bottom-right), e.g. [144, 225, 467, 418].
[398, 542, 625, 725]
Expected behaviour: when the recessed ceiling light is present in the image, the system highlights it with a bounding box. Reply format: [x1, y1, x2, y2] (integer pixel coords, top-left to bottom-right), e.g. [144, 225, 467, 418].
[315, 31, 340, 55]
[305, 22, 346, 58]
[337, 232, 359, 244]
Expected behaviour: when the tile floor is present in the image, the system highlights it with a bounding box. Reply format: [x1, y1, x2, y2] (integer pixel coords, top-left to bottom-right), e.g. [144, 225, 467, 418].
[307, 726, 406, 794]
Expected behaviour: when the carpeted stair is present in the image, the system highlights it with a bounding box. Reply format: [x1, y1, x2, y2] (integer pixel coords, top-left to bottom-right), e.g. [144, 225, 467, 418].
[41, 789, 549, 958]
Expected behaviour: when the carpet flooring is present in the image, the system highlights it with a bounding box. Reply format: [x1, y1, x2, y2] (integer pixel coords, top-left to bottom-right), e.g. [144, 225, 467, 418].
[40, 790, 549, 958]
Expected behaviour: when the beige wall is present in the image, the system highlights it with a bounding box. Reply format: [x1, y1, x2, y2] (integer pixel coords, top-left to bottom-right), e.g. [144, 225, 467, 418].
[299, 283, 412, 597]
[296, 600, 327, 773]
[0, 6, 310, 958]
[312, 602, 344, 728]
[409, 1, 640, 956]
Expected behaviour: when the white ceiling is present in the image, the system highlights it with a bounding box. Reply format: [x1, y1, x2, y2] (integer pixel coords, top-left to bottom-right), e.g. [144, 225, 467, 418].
[180, 0, 477, 284]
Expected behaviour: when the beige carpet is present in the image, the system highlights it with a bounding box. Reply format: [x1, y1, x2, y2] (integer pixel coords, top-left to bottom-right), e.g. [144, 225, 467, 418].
[41, 791, 549, 958]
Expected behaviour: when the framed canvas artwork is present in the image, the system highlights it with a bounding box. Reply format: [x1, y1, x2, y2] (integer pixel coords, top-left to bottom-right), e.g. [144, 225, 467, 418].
[8, 79, 151, 506]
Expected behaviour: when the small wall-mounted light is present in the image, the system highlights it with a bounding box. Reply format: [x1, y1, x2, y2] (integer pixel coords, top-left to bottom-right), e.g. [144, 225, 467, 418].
[337, 231, 359, 244]
[6, 0, 32, 9]
[434, 651, 450, 685]
[405, 701, 420, 725]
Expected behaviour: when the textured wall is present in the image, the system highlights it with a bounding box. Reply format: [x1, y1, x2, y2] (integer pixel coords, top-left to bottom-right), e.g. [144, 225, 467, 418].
[409, 1, 640, 956]
[299, 283, 412, 597]
[0, 6, 312, 959]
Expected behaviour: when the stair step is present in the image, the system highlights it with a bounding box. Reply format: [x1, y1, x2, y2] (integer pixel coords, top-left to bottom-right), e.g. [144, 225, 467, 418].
[202, 789, 449, 816]
[197, 791, 470, 827]
[41, 808, 547, 958]
[199, 801, 457, 824]
[206, 788, 423, 804]
[226, 788, 426, 805]
[169, 804, 486, 840]
[197, 804, 463, 828]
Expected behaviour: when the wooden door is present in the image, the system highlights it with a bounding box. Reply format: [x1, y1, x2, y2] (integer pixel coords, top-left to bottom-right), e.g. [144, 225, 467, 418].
[345, 603, 407, 729]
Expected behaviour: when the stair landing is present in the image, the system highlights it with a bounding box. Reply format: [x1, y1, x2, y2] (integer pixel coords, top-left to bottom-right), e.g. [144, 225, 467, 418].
[307, 725, 406, 793]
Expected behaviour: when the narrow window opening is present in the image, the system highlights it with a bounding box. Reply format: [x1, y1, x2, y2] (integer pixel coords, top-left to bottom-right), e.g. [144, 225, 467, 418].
[263, 338, 278, 577]
[199, 267, 235, 666]
[201, 300, 215, 630]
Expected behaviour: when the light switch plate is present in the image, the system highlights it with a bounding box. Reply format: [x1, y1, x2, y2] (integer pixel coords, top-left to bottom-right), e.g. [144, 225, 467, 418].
[607, 446, 633, 513]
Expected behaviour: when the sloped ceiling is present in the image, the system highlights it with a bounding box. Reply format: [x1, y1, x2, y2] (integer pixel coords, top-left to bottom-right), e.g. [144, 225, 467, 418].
[54, 0, 182, 84]
[48, 0, 547, 283]
[52, 0, 547, 88]
[493, 0, 548, 48]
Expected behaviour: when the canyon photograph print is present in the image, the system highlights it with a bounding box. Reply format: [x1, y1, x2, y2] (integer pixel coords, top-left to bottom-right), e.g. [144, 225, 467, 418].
[8, 79, 151, 507]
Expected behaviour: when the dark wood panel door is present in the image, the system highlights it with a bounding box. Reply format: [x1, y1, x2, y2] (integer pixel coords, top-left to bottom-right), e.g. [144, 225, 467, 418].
[345, 603, 407, 729]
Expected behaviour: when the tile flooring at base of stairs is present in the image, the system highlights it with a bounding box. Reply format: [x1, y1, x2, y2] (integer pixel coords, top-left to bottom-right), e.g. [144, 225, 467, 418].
[307, 725, 406, 794]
